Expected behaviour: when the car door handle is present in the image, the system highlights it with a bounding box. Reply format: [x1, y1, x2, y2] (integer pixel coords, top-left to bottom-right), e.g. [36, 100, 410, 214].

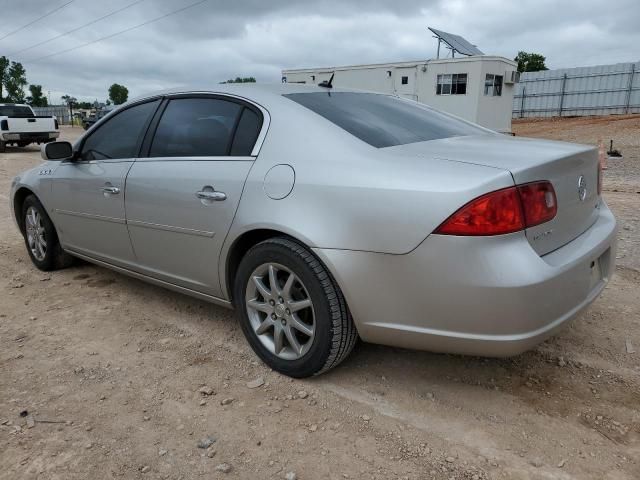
[196, 190, 226, 201]
[101, 186, 120, 194]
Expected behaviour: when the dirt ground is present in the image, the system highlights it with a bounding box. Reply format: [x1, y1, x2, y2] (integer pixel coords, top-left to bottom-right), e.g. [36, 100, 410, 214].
[1, 118, 639, 480]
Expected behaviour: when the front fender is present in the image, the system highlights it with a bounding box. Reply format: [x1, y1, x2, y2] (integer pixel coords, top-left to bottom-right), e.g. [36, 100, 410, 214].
[10, 162, 58, 231]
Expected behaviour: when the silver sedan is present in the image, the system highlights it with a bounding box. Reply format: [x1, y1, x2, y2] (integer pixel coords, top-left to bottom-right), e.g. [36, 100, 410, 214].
[9, 84, 617, 377]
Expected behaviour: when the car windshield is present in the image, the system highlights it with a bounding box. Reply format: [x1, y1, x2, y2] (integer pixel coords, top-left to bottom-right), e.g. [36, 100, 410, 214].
[0, 105, 35, 118]
[283, 92, 487, 148]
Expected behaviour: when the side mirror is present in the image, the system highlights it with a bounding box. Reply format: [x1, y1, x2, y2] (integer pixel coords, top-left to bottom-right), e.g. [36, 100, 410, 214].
[41, 141, 73, 161]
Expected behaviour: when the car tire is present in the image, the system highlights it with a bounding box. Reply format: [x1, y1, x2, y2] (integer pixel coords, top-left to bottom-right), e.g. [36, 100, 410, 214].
[21, 195, 74, 271]
[234, 237, 358, 378]
[0, 141, 5, 153]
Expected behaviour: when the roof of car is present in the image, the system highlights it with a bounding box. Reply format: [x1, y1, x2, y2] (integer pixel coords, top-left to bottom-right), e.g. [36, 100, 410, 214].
[128, 82, 381, 107]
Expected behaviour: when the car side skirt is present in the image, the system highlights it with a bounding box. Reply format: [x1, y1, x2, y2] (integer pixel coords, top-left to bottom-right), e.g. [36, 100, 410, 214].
[67, 250, 233, 309]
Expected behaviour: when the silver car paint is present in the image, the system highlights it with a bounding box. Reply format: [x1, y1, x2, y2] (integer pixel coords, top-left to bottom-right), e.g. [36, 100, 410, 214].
[314, 203, 616, 356]
[125, 157, 253, 297]
[51, 158, 136, 265]
[389, 135, 601, 256]
[10, 83, 618, 357]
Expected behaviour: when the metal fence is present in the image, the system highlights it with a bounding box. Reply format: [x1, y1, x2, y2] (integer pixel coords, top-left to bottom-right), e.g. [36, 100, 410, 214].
[512, 62, 640, 118]
[32, 105, 71, 124]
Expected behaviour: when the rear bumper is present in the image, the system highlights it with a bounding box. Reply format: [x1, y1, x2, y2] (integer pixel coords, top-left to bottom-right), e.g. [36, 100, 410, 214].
[1, 131, 59, 142]
[314, 201, 617, 356]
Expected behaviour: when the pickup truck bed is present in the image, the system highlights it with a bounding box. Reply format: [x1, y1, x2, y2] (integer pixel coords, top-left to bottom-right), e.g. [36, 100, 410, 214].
[0, 104, 59, 152]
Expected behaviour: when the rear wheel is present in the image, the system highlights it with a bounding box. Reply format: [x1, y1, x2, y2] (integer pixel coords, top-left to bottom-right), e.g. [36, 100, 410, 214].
[234, 237, 357, 377]
[0, 141, 5, 153]
[21, 195, 74, 271]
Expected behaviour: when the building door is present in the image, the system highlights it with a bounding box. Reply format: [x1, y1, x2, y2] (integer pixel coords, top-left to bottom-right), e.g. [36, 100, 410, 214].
[394, 67, 418, 100]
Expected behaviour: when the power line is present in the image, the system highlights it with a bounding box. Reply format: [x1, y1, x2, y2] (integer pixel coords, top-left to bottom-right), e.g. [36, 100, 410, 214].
[24, 0, 210, 64]
[0, 0, 75, 42]
[10, 0, 147, 56]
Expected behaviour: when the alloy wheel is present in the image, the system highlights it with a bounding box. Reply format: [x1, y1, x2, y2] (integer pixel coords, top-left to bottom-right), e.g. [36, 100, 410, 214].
[245, 262, 315, 360]
[25, 206, 47, 261]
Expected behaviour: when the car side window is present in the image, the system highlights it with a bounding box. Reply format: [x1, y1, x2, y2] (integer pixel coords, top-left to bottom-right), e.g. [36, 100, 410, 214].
[150, 98, 243, 157]
[230, 107, 262, 156]
[80, 100, 159, 161]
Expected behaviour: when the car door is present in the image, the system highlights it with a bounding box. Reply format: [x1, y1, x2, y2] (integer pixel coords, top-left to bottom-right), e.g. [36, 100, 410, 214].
[125, 95, 264, 298]
[51, 99, 160, 266]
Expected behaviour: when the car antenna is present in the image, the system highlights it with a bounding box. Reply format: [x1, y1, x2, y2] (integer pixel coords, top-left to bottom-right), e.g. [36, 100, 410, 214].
[318, 72, 334, 89]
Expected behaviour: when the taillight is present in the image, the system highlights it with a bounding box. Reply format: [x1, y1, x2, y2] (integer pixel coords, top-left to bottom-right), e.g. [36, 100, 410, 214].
[435, 186, 524, 236]
[517, 181, 557, 228]
[0, 119, 8, 131]
[435, 181, 557, 236]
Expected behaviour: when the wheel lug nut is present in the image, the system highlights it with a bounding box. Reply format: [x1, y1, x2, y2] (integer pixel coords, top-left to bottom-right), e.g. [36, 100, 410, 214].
[271, 313, 277, 320]
[281, 319, 286, 325]
[285, 309, 290, 315]
[278, 297, 284, 303]
[269, 299, 275, 306]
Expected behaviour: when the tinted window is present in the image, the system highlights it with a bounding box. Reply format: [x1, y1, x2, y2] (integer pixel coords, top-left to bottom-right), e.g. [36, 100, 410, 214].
[0, 105, 34, 117]
[284, 92, 485, 148]
[230, 108, 262, 156]
[150, 98, 242, 157]
[81, 100, 159, 160]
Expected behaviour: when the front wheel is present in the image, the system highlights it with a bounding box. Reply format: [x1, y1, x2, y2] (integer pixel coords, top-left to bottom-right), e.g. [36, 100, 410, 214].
[234, 237, 357, 377]
[21, 195, 74, 271]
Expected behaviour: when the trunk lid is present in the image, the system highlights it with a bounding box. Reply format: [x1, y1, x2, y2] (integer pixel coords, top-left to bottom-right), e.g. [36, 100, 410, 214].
[385, 134, 601, 255]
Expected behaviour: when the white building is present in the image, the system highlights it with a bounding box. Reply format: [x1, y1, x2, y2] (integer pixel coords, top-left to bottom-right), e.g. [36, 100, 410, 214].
[282, 55, 519, 132]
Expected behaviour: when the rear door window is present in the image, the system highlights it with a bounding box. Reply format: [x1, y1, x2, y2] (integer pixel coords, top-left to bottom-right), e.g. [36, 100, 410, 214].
[284, 92, 486, 148]
[230, 107, 262, 156]
[150, 98, 243, 157]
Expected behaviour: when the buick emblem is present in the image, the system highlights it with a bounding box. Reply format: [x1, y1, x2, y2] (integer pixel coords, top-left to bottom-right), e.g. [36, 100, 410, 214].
[577, 175, 587, 201]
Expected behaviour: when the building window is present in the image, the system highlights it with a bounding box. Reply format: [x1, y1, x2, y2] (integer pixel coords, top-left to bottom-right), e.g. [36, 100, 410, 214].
[401, 76, 408, 85]
[484, 74, 503, 96]
[436, 73, 467, 95]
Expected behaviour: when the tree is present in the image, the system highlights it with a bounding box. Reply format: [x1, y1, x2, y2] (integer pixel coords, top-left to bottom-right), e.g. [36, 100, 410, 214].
[26, 84, 48, 107]
[514, 51, 548, 73]
[4, 61, 28, 102]
[221, 76, 256, 84]
[108, 83, 128, 105]
[0, 56, 9, 101]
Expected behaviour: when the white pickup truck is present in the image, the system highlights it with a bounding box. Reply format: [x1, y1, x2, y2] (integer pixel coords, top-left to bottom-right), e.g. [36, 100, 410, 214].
[0, 103, 59, 152]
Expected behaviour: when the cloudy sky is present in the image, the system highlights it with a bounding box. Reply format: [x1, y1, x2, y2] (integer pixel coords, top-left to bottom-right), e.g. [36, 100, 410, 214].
[1, 0, 638, 103]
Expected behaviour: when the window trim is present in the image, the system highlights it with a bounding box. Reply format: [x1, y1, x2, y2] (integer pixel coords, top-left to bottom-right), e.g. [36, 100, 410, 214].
[484, 74, 503, 97]
[436, 73, 467, 96]
[73, 97, 162, 162]
[140, 92, 268, 159]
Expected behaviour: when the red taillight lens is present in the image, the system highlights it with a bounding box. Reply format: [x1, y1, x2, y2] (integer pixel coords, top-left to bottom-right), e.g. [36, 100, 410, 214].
[434, 186, 525, 236]
[517, 181, 557, 228]
[435, 181, 557, 236]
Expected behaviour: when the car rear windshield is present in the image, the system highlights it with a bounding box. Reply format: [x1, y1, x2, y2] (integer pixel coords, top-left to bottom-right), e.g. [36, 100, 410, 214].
[0, 105, 34, 118]
[283, 92, 486, 148]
